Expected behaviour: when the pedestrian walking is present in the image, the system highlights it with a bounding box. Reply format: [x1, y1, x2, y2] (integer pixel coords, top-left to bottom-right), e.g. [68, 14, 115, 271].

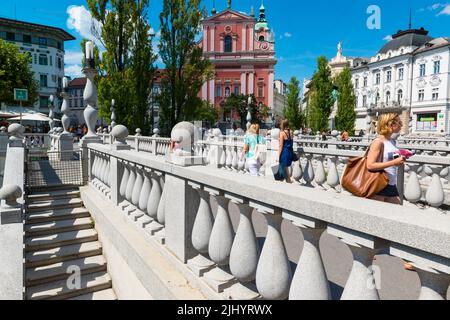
[242, 123, 266, 176]
[277, 119, 297, 183]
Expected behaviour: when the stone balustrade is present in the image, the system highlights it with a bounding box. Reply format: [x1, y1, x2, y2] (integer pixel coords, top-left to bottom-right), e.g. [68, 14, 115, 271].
[24, 134, 51, 150]
[85, 141, 450, 300]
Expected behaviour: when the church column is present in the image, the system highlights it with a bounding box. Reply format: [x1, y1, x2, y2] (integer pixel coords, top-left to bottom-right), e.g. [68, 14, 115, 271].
[232, 35, 237, 53]
[242, 25, 247, 52]
[249, 27, 254, 51]
[203, 26, 208, 52]
[220, 35, 224, 53]
[241, 73, 247, 95]
[209, 79, 215, 105]
[249, 72, 254, 95]
[210, 26, 215, 52]
[268, 71, 274, 109]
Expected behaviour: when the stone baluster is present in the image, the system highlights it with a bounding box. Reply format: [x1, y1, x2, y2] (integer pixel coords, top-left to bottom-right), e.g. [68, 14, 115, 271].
[314, 156, 326, 189]
[390, 243, 450, 300]
[231, 146, 238, 171]
[227, 195, 260, 284]
[124, 164, 136, 206]
[328, 225, 386, 300]
[225, 146, 233, 170]
[145, 171, 164, 236]
[119, 162, 130, 204]
[129, 166, 144, 219]
[424, 165, 445, 208]
[303, 154, 315, 186]
[91, 152, 98, 182]
[251, 203, 292, 300]
[404, 164, 423, 203]
[326, 156, 341, 191]
[135, 169, 153, 228]
[187, 183, 216, 276]
[219, 145, 227, 169]
[292, 160, 303, 183]
[283, 211, 331, 300]
[98, 155, 105, 184]
[157, 174, 166, 225]
[237, 146, 246, 173]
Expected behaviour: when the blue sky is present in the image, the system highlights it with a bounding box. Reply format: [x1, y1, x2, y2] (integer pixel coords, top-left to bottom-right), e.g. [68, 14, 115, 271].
[1, 0, 449, 84]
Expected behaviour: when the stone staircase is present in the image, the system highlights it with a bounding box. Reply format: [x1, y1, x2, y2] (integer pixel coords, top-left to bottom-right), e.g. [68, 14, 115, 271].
[24, 187, 117, 300]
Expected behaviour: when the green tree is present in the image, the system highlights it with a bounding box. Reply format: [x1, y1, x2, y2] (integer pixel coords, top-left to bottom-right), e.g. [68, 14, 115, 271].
[87, 0, 157, 135]
[283, 76, 303, 130]
[223, 94, 269, 129]
[308, 56, 335, 132]
[158, 0, 214, 136]
[335, 67, 357, 135]
[0, 39, 39, 106]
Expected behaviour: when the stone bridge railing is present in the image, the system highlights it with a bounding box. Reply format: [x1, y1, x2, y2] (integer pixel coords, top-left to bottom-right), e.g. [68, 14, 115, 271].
[24, 133, 51, 150]
[85, 136, 450, 300]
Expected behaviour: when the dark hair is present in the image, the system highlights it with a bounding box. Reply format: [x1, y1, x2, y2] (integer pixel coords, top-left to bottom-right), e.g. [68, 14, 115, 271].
[281, 119, 290, 131]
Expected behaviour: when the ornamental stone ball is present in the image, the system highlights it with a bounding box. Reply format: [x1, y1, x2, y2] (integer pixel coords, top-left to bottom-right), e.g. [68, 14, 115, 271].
[0, 184, 22, 207]
[0, 126, 6, 133]
[8, 123, 25, 137]
[111, 125, 129, 144]
[135, 128, 142, 136]
[294, 130, 299, 136]
[171, 122, 195, 152]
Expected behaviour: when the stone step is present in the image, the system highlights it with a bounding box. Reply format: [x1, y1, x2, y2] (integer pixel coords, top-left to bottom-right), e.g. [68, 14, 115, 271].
[25, 229, 98, 253]
[25, 218, 94, 237]
[27, 198, 84, 213]
[26, 255, 107, 287]
[25, 241, 103, 268]
[26, 207, 91, 225]
[26, 271, 112, 300]
[27, 189, 80, 203]
[68, 288, 117, 300]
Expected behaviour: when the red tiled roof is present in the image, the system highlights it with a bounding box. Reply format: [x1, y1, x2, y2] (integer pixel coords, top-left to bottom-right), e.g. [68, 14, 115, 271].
[68, 78, 87, 87]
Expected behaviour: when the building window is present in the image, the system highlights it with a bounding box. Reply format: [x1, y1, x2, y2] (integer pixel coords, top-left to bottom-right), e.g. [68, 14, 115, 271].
[27, 52, 32, 64]
[39, 54, 48, 66]
[58, 57, 62, 69]
[355, 96, 359, 107]
[432, 89, 439, 101]
[23, 34, 31, 44]
[386, 70, 392, 83]
[39, 96, 49, 108]
[363, 95, 367, 107]
[363, 77, 368, 87]
[58, 77, 62, 90]
[225, 87, 231, 97]
[234, 85, 240, 95]
[398, 68, 404, 80]
[385, 91, 391, 104]
[259, 35, 265, 42]
[6, 32, 15, 41]
[419, 64, 426, 77]
[397, 89, 403, 104]
[40, 75, 48, 88]
[375, 92, 380, 104]
[33, 54, 37, 64]
[434, 61, 440, 74]
[57, 42, 62, 50]
[375, 73, 380, 85]
[39, 37, 47, 46]
[215, 85, 221, 97]
[416, 113, 437, 131]
[224, 36, 232, 53]
[418, 89, 424, 102]
[50, 56, 53, 66]
[258, 85, 264, 98]
[355, 79, 359, 89]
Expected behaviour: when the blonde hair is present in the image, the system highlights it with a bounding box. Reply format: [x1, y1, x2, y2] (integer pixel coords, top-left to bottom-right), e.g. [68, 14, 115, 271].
[281, 119, 290, 131]
[248, 123, 260, 135]
[377, 113, 399, 136]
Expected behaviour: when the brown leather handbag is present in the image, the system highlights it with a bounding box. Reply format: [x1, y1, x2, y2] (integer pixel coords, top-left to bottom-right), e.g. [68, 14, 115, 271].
[342, 140, 389, 198]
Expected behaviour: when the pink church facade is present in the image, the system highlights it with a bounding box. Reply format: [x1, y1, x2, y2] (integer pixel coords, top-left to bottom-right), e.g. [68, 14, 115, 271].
[199, 2, 276, 122]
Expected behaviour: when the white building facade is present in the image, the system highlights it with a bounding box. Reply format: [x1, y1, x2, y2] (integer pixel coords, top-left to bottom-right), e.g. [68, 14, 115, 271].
[0, 18, 75, 113]
[351, 28, 450, 136]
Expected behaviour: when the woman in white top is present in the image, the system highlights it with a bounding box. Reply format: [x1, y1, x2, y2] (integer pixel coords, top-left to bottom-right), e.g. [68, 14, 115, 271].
[366, 113, 405, 205]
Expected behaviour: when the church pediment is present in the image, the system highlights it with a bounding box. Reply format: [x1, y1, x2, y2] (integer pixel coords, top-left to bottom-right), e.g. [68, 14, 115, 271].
[203, 9, 254, 22]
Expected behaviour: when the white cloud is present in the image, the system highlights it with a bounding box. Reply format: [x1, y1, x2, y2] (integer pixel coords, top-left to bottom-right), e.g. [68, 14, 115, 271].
[65, 64, 83, 78]
[383, 35, 393, 41]
[64, 50, 84, 66]
[66, 5, 102, 46]
[284, 32, 292, 38]
[438, 4, 450, 15]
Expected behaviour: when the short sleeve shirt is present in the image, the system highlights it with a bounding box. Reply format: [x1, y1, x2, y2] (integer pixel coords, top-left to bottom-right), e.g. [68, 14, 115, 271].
[244, 134, 266, 159]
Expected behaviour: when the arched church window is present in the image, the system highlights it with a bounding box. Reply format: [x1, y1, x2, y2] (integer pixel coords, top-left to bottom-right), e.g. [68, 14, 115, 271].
[259, 35, 265, 42]
[224, 35, 232, 53]
[397, 89, 403, 104]
[375, 92, 380, 104]
[225, 87, 231, 97]
[385, 91, 391, 104]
